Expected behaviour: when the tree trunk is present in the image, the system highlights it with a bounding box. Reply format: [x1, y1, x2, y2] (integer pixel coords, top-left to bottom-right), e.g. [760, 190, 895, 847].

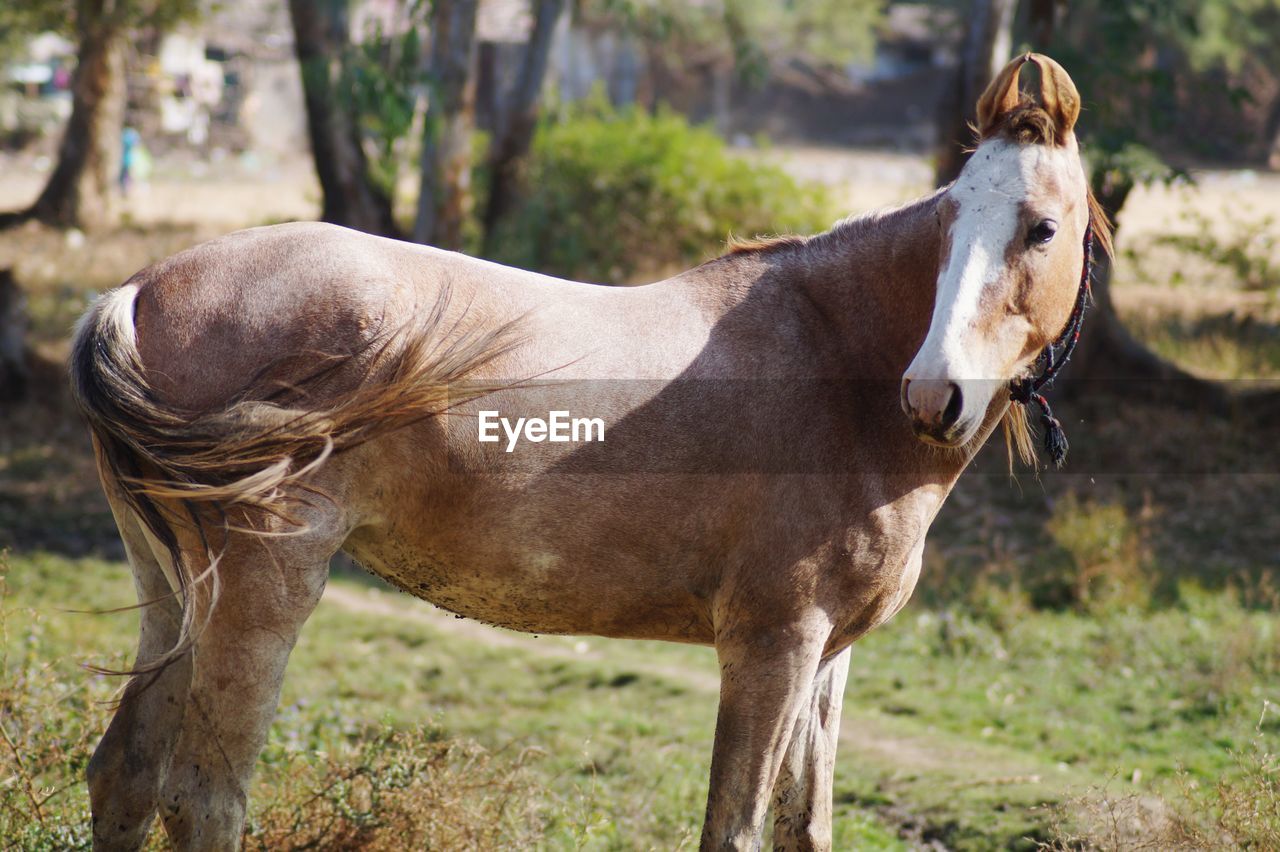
[710, 63, 733, 138]
[20, 0, 126, 231]
[1027, 0, 1063, 52]
[480, 0, 565, 249]
[413, 0, 480, 250]
[0, 269, 29, 402]
[934, 0, 1017, 186]
[289, 0, 399, 238]
[1264, 88, 1280, 170]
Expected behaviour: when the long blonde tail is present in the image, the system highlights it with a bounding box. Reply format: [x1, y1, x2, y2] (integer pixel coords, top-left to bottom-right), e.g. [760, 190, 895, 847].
[70, 282, 519, 671]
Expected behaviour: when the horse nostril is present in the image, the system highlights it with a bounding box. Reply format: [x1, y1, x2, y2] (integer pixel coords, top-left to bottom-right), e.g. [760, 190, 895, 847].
[941, 382, 963, 430]
[900, 379, 913, 416]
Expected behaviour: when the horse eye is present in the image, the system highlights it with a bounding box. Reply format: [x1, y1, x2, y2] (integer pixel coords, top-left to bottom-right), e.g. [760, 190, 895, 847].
[1028, 220, 1058, 245]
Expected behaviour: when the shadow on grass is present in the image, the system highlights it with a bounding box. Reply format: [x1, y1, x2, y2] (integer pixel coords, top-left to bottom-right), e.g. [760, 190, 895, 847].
[0, 356, 121, 559]
[913, 384, 1280, 610]
[1127, 309, 1280, 380]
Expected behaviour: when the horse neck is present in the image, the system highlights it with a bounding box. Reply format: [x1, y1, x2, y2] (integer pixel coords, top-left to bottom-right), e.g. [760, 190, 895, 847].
[794, 190, 946, 379]
[678, 188, 990, 486]
[800, 193, 994, 486]
[677, 190, 946, 380]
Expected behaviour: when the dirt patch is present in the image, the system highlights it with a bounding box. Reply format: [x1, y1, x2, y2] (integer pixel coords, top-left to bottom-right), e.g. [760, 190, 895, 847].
[0, 153, 318, 231]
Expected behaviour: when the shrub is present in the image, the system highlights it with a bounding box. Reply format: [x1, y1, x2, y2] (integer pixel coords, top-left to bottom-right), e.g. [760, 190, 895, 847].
[1155, 208, 1280, 292]
[486, 95, 836, 283]
[1033, 495, 1152, 613]
[1186, 732, 1280, 849]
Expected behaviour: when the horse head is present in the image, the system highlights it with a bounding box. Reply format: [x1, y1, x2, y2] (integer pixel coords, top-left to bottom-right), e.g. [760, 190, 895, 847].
[901, 53, 1109, 455]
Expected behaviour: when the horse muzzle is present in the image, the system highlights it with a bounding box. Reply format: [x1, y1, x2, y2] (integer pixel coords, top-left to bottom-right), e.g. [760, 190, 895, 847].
[900, 377, 971, 446]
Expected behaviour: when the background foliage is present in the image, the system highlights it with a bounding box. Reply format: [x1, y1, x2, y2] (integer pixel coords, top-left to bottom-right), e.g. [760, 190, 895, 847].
[487, 95, 835, 282]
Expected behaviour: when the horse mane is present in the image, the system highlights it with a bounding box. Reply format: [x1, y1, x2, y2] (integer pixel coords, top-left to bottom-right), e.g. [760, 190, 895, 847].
[725, 233, 809, 257]
[722, 187, 955, 264]
[982, 96, 1059, 146]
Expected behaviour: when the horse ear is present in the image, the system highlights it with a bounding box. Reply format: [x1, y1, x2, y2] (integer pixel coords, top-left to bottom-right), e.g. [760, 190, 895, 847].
[976, 53, 1081, 144]
[976, 54, 1031, 138]
[1026, 53, 1080, 141]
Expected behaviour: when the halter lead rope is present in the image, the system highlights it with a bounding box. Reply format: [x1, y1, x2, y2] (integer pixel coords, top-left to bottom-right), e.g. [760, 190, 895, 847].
[1008, 226, 1094, 468]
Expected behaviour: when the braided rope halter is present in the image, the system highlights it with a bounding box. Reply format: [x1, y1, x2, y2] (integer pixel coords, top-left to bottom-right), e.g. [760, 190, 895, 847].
[1008, 226, 1094, 468]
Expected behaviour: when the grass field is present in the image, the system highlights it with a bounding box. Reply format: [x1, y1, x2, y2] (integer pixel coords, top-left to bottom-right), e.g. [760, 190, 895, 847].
[1, 151, 1278, 849]
[3, 546, 1276, 849]
[0, 553, 903, 850]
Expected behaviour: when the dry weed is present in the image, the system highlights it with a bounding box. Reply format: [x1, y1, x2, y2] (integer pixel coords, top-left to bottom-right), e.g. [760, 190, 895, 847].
[1039, 721, 1278, 850]
[245, 729, 546, 851]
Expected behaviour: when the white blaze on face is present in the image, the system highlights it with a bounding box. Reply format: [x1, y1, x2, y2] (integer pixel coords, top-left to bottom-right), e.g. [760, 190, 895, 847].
[902, 139, 1045, 439]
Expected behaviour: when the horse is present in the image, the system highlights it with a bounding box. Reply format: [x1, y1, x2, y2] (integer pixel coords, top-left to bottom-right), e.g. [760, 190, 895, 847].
[72, 53, 1110, 851]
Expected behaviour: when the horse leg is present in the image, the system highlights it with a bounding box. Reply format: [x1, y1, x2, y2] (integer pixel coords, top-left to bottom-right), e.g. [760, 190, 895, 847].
[157, 536, 331, 851]
[88, 494, 193, 852]
[701, 624, 827, 851]
[770, 647, 851, 852]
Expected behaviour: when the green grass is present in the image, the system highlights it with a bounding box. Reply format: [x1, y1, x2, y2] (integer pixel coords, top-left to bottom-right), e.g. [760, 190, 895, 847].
[0, 553, 902, 850]
[3, 549, 1276, 849]
[852, 595, 1277, 775]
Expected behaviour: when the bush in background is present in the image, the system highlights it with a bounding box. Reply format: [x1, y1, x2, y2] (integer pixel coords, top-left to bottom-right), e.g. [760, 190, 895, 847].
[1037, 494, 1153, 614]
[485, 95, 835, 283]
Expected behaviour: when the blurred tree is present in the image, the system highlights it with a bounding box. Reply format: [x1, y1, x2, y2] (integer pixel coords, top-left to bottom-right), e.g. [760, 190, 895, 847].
[27, 0, 126, 230]
[0, 269, 29, 402]
[413, 0, 479, 249]
[585, 0, 883, 130]
[0, 0, 198, 231]
[591, 0, 883, 75]
[1025, 0, 1060, 49]
[289, 0, 401, 238]
[933, 0, 1017, 185]
[349, 12, 423, 204]
[480, 0, 565, 251]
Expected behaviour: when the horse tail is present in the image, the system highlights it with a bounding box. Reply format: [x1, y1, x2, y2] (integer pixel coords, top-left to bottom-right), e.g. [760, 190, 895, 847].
[70, 281, 519, 673]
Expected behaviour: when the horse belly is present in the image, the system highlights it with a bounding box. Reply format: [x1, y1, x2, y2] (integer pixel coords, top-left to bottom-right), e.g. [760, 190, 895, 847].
[340, 526, 714, 643]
